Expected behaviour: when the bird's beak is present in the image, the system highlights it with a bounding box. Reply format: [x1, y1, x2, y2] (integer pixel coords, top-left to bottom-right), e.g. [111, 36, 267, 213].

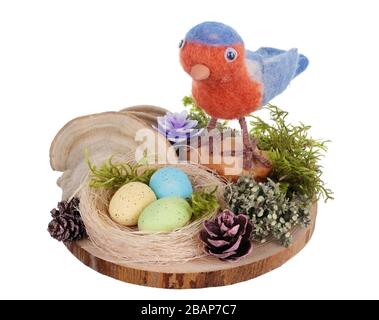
[190, 64, 210, 81]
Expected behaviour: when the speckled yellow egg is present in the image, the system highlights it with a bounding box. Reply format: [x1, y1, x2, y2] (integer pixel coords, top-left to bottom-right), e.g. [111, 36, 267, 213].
[138, 197, 193, 232]
[109, 182, 156, 226]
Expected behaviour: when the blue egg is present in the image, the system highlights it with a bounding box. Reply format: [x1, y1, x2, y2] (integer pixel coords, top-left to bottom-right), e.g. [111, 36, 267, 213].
[149, 167, 193, 199]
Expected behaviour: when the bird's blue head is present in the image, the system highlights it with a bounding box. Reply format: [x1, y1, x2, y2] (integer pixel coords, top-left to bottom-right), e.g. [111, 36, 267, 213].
[184, 21, 244, 46]
[180, 22, 246, 82]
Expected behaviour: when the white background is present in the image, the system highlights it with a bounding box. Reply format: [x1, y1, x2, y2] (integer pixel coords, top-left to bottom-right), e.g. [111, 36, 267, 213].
[0, 0, 378, 300]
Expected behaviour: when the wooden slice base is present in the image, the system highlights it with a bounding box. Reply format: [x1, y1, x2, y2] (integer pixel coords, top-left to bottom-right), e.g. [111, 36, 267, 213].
[66, 204, 317, 289]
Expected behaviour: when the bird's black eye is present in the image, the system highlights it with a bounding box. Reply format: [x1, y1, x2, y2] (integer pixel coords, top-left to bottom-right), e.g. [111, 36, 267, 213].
[179, 39, 185, 49]
[224, 48, 238, 62]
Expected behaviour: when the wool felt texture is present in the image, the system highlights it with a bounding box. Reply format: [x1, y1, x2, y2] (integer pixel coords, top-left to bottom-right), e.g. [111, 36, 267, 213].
[181, 42, 262, 119]
[246, 47, 309, 105]
[185, 21, 243, 46]
[180, 22, 309, 120]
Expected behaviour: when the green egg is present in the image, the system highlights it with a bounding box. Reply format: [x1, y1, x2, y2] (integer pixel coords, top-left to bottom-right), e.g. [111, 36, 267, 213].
[138, 197, 193, 232]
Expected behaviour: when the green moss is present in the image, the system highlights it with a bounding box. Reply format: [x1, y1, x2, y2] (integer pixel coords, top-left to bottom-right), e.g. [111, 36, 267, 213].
[249, 105, 333, 201]
[86, 154, 156, 190]
[189, 187, 220, 219]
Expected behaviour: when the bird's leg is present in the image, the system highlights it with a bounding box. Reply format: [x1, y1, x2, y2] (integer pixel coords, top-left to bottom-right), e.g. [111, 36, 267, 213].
[207, 117, 218, 131]
[239, 117, 272, 170]
[204, 117, 218, 155]
[238, 117, 253, 170]
[252, 140, 272, 168]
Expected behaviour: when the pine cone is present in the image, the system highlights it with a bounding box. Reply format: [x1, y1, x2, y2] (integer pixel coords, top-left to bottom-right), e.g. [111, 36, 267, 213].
[48, 198, 87, 243]
[199, 209, 253, 261]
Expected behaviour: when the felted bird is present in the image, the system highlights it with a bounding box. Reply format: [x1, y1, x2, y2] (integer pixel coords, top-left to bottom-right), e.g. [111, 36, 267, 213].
[179, 21, 309, 169]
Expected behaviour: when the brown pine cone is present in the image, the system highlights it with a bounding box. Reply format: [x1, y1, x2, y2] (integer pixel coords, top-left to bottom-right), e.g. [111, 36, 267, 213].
[199, 209, 253, 261]
[48, 198, 87, 243]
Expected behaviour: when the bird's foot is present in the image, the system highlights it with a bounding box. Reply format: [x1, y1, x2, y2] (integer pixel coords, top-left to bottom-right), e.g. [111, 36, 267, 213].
[242, 148, 253, 170]
[243, 138, 272, 171]
[252, 152, 272, 169]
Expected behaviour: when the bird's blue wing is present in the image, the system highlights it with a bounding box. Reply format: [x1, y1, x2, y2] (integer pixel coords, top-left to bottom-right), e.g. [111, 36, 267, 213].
[246, 47, 309, 105]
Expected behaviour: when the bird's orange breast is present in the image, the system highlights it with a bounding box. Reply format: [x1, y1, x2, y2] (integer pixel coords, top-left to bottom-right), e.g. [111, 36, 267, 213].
[192, 74, 262, 120]
[180, 42, 263, 119]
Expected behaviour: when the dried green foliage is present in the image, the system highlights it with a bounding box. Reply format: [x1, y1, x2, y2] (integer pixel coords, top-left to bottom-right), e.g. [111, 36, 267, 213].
[190, 187, 220, 220]
[249, 105, 333, 201]
[86, 155, 156, 190]
[183, 96, 229, 130]
[225, 176, 312, 247]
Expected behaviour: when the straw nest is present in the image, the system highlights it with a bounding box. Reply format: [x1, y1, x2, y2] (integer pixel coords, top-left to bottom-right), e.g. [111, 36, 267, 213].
[78, 163, 226, 264]
[49, 106, 227, 264]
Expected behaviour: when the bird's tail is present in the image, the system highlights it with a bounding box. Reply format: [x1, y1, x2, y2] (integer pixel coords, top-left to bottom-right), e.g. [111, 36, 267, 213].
[294, 54, 309, 77]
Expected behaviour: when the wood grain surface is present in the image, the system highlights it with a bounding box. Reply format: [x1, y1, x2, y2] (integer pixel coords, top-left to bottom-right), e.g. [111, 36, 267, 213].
[66, 203, 317, 289]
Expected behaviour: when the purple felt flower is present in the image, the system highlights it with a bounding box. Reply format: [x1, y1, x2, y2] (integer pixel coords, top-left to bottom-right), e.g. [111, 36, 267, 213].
[199, 209, 253, 261]
[154, 111, 203, 142]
